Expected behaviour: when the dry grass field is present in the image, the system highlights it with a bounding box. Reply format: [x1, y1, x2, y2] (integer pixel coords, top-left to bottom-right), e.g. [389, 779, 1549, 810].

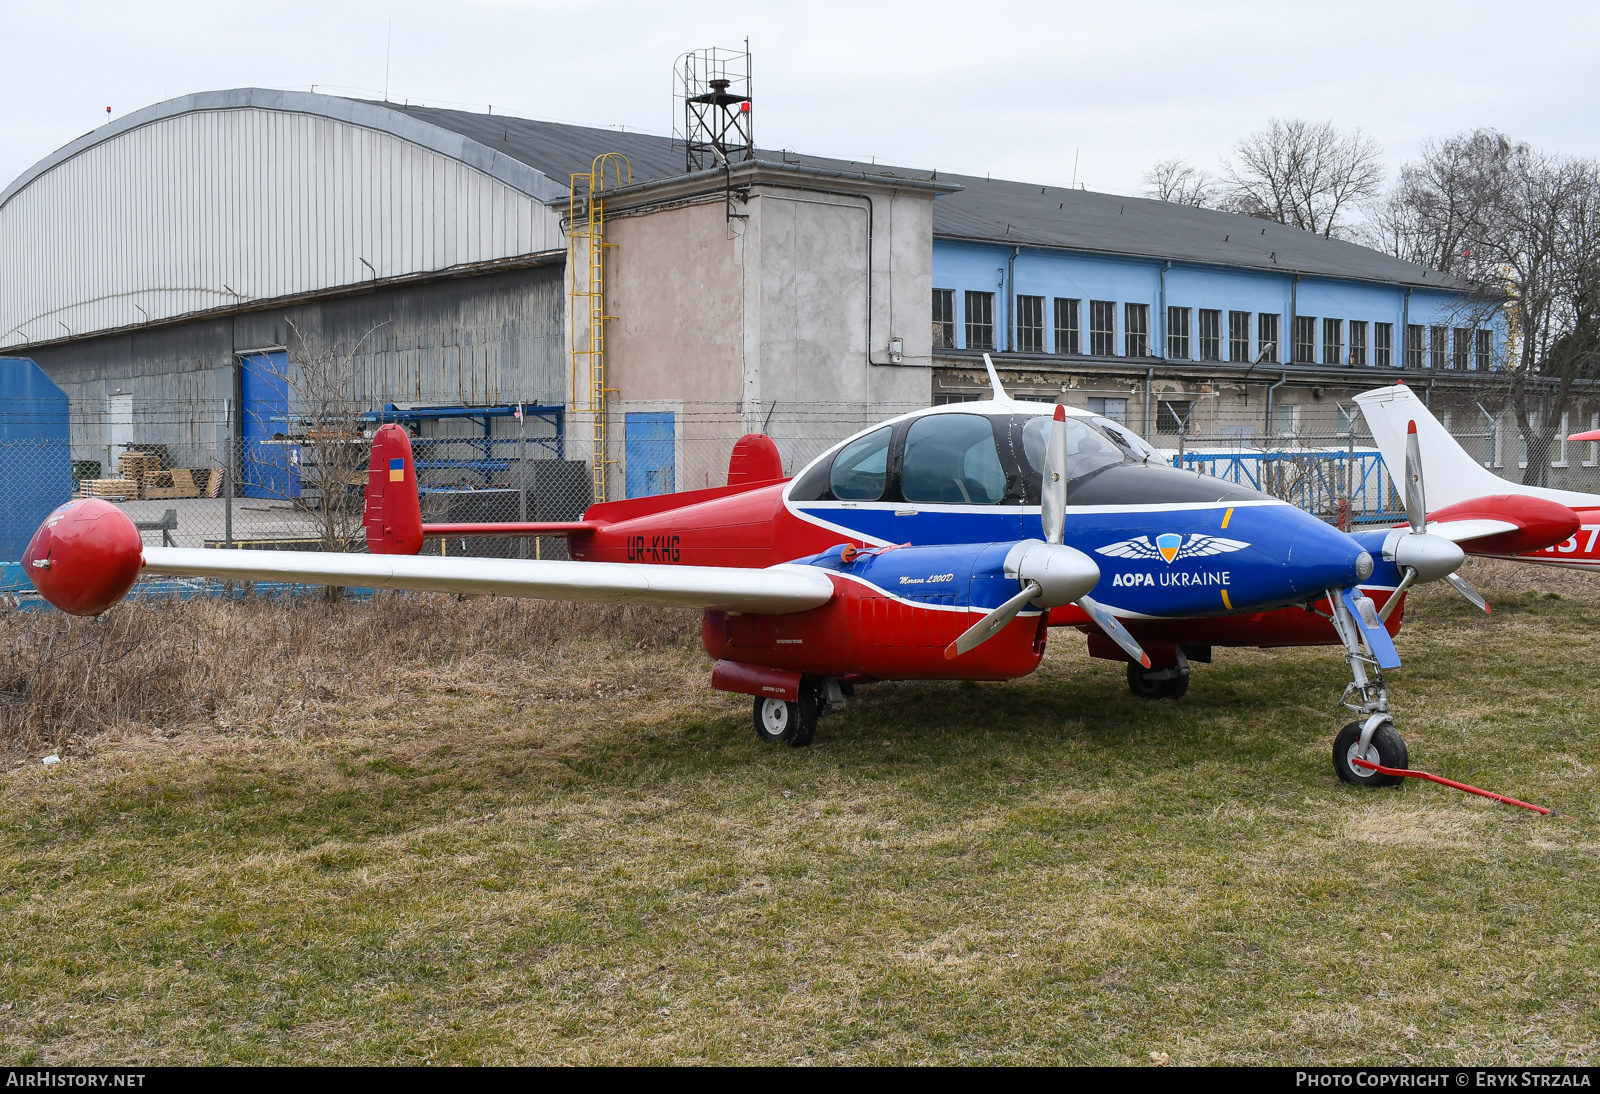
[0, 557, 1597, 1065]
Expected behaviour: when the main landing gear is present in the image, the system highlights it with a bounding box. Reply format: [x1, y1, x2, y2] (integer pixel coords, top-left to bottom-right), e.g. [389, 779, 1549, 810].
[1323, 589, 1410, 788]
[1126, 652, 1190, 700]
[752, 677, 849, 748]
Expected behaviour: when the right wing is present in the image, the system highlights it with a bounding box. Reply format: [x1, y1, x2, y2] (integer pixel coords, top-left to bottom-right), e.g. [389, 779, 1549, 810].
[140, 548, 836, 614]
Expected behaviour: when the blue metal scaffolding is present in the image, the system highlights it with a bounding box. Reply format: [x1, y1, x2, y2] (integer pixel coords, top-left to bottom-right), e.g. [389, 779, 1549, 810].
[1172, 447, 1403, 525]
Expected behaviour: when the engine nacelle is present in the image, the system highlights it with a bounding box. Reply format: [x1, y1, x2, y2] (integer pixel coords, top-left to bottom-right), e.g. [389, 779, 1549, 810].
[703, 542, 1053, 683]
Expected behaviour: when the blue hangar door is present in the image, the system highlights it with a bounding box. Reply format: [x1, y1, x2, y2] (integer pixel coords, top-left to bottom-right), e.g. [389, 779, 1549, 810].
[625, 412, 675, 498]
[239, 351, 300, 500]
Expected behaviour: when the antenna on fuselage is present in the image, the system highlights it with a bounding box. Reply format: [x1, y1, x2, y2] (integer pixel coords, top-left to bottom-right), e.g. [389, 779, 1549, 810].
[982, 353, 1012, 403]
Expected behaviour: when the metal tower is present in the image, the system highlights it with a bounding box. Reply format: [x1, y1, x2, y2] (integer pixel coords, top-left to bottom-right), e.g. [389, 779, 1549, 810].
[675, 43, 753, 173]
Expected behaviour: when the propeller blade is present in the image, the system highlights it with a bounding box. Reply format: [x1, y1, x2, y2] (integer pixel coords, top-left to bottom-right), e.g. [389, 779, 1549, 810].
[1445, 571, 1491, 613]
[1376, 566, 1417, 623]
[945, 580, 1042, 659]
[1404, 419, 1426, 534]
[1077, 594, 1150, 668]
[1041, 405, 1068, 545]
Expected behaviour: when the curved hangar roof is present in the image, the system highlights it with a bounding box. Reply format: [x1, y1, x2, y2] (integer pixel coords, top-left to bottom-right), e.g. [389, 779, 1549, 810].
[0, 89, 569, 350]
[1, 88, 1458, 351]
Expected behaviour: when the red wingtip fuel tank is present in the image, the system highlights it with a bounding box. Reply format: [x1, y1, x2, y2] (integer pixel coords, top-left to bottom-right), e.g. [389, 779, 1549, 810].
[365, 424, 424, 555]
[1426, 495, 1580, 557]
[22, 499, 144, 615]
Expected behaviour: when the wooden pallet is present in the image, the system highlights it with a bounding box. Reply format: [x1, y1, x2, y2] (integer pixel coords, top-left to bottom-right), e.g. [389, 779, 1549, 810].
[116, 452, 161, 485]
[144, 468, 202, 499]
[78, 478, 140, 500]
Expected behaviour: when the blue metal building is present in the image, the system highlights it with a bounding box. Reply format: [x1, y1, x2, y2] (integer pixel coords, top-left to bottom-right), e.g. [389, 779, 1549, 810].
[0, 357, 72, 588]
[925, 180, 1508, 440]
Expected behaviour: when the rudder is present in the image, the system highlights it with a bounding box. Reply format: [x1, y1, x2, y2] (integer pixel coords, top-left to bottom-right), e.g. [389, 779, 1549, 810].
[364, 424, 423, 554]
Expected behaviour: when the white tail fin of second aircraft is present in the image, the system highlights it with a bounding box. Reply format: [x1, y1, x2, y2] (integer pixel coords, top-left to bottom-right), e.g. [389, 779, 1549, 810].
[1353, 383, 1600, 510]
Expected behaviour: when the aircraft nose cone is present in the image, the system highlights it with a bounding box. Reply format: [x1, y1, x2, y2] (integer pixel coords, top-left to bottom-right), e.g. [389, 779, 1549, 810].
[1286, 515, 1374, 596]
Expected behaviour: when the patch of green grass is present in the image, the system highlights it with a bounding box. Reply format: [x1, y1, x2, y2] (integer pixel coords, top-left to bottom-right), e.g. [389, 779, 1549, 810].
[0, 579, 1597, 1064]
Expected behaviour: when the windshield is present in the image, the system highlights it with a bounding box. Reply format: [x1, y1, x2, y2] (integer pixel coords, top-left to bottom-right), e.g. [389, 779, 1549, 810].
[1020, 413, 1126, 482]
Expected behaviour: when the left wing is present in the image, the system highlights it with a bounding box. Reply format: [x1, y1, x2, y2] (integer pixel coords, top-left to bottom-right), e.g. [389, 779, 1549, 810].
[140, 548, 835, 614]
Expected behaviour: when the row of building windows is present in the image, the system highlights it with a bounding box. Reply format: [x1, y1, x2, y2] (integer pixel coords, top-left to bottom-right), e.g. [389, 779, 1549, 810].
[934, 289, 1494, 369]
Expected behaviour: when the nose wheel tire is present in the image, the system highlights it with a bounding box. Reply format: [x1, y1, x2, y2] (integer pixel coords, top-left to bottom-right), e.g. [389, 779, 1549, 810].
[1333, 720, 1409, 787]
[753, 692, 818, 748]
[1127, 662, 1189, 700]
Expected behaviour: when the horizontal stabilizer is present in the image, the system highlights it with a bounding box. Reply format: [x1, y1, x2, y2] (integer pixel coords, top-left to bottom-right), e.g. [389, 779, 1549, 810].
[422, 521, 599, 539]
[1423, 518, 1519, 543]
[140, 548, 835, 614]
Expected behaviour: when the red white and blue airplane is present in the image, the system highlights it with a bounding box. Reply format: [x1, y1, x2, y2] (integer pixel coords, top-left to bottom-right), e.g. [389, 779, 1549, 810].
[23, 362, 1540, 786]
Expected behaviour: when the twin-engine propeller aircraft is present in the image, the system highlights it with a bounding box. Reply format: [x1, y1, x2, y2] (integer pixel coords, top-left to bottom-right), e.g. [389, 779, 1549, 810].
[24, 362, 1511, 785]
[1356, 383, 1595, 573]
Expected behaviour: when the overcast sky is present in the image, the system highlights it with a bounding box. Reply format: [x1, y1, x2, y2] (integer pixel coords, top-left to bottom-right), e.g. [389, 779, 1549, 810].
[4, 0, 1598, 199]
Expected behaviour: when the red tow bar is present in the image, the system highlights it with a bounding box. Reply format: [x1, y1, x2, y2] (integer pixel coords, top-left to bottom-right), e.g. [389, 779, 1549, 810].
[1351, 757, 1560, 817]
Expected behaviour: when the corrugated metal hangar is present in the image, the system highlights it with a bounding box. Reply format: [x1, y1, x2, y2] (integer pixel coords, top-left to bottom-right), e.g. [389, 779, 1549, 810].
[4, 80, 1572, 506]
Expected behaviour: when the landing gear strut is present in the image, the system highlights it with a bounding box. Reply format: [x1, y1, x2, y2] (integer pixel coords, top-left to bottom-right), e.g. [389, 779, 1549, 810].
[1324, 589, 1409, 788]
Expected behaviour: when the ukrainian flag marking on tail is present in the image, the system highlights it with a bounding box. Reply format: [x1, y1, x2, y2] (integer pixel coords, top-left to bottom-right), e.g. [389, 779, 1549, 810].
[389, 457, 405, 482]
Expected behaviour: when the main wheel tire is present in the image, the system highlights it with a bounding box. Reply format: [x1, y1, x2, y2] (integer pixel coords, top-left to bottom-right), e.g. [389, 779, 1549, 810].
[752, 691, 820, 748]
[754, 697, 796, 744]
[787, 687, 819, 749]
[1127, 662, 1187, 700]
[1333, 720, 1409, 788]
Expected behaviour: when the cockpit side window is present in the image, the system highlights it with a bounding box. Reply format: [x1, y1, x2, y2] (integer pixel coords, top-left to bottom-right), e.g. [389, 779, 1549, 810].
[902, 413, 1007, 504]
[1020, 413, 1126, 485]
[828, 426, 893, 500]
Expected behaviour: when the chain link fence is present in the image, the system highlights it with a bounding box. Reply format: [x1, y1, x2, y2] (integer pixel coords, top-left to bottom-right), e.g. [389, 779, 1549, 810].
[4, 404, 1597, 602]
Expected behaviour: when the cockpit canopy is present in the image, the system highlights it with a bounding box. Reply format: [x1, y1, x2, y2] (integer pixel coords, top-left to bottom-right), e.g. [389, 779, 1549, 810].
[793, 410, 1138, 506]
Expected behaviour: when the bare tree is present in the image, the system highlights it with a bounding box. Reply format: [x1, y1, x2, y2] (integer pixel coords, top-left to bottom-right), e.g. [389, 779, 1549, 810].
[1489, 151, 1600, 483]
[245, 321, 386, 595]
[1142, 157, 1215, 207]
[1362, 129, 1513, 279]
[1221, 119, 1385, 238]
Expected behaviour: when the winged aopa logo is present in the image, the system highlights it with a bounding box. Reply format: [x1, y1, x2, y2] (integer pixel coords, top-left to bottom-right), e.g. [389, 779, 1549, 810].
[1096, 533, 1250, 564]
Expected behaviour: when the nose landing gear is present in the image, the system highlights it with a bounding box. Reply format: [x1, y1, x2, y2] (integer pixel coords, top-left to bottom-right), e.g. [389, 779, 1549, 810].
[1322, 588, 1410, 788]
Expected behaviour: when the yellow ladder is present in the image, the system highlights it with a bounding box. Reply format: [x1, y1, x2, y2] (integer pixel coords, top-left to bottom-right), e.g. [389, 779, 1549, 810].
[569, 153, 631, 503]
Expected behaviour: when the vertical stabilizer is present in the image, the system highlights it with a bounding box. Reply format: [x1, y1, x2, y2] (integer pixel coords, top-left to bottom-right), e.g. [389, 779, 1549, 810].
[727, 434, 783, 485]
[364, 424, 423, 555]
[1352, 385, 1512, 511]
